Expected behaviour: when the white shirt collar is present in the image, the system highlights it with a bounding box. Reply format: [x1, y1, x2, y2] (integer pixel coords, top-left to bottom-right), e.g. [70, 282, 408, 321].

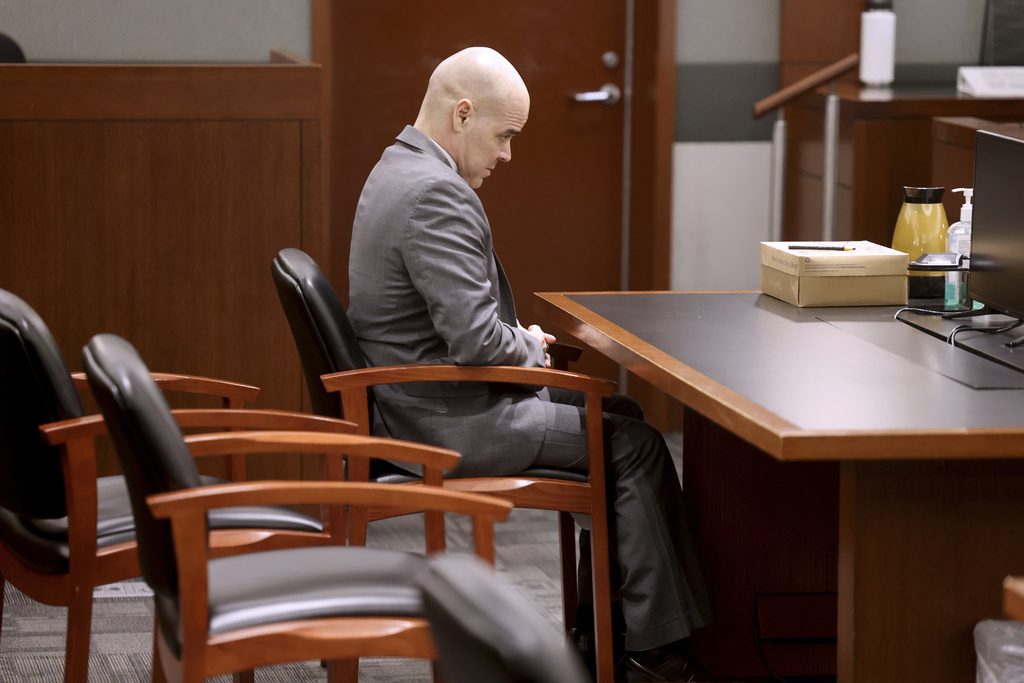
[425, 136, 457, 172]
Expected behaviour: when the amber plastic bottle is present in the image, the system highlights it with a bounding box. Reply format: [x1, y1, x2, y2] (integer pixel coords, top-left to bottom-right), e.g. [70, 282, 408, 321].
[892, 186, 949, 297]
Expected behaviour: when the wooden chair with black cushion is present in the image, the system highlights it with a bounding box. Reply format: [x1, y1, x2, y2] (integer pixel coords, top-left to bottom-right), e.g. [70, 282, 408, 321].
[0, 289, 352, 683]
[79, 332, 512, 683]
[418, 554, 591, 683]
[271, 247, 619, 682]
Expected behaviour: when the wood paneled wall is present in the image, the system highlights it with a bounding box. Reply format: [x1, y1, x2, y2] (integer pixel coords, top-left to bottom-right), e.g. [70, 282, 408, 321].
[780, 0, 862, 86]
[0, 52, 324, 477]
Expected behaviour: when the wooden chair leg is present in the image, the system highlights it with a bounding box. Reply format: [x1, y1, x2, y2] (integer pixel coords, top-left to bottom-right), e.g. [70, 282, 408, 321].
[326, 658, 359, 683]
[349, 508, 369, 547]
[231, 671, 255, 683]
[0, 574, 6, 648]
[152, 621, 165, 683]
[590, 530, 616, 683]
[558, 511, 579, 635]
[431, 658, 445, 682]
[151, 617, 174, 683]
[63, 584, 94, 683]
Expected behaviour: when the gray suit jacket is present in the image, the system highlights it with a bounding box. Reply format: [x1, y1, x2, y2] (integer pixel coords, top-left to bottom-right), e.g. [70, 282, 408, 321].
[348, 126, 551, 477]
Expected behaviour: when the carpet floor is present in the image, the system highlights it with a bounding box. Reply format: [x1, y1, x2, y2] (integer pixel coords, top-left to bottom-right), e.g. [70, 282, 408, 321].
[0, 507, 565, 682]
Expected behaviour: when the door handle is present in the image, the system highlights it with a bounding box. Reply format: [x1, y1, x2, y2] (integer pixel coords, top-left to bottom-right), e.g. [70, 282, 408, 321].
[572, 83, 621, 106]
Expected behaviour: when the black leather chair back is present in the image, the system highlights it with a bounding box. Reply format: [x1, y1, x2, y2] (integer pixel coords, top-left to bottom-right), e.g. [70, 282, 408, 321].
[81, 334, 200, 606]
[0, 289, 84, 519]
[982, 0, 1024, 65]
[418, 555, 591, 683]
[271, 248, 369, 419]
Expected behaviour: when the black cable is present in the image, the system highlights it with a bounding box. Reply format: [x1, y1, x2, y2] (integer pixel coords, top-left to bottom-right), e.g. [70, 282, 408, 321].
[893, 306, 949, 319]
[893, 306, 1024, 344]
[946, 324, 973, 344]
[754, 611, 791, 683]
[948, 319, 1023, 345]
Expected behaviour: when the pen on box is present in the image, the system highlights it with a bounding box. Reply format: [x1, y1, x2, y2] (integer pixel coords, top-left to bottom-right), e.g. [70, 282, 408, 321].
[788, 245, 855, 251]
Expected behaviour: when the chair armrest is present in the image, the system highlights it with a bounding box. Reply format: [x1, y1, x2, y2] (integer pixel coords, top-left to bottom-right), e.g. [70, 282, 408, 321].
[38, 414, 109, 445]
[72, 371, 260, 407]
[548, 342, 583, 370]
[322, 364, 615, 396]
[39, 409, 355, 447]
[148, 479, 512, 562]
[147, 480, 511, 522]
[1005, 576, 1024, 621]
[182, 431, 460, 473]
[171, 409, 355, 433]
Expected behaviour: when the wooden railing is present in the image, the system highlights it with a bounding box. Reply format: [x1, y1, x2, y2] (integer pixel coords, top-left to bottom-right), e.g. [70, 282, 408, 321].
[753, 53, 860, 242]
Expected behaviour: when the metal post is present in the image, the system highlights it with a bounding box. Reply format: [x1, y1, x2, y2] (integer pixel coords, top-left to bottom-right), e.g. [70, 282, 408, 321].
[770, 110, 787, 242]
[821, 82, 840, 241]
[617, 0, 635, 394]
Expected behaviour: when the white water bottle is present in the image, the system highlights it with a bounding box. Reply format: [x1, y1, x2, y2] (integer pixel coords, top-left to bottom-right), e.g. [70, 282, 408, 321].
[859, 0, 896, 87]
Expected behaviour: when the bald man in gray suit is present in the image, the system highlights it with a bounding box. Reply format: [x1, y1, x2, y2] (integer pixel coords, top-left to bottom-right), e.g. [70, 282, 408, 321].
[348, 47, 711, 682]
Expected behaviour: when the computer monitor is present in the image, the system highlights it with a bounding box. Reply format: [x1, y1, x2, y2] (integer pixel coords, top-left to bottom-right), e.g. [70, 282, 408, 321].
[967, 130, 1024, 322]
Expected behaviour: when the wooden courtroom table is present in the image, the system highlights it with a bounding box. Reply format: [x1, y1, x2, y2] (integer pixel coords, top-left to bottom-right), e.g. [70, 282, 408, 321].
[536, 291, 1024, 683]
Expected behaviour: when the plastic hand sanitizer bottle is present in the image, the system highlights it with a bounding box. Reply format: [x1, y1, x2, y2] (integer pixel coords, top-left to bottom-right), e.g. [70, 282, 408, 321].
[945, 187, 973, 309]
[947, 187, 972, 256]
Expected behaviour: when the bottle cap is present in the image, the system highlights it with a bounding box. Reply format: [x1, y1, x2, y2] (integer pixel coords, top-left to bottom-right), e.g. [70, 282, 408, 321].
[866, 0, 893, 9]
[902, 186, 944, 204]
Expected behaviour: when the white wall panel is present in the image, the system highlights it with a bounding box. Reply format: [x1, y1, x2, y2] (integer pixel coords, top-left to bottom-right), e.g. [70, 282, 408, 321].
[671, 142, 770, 291]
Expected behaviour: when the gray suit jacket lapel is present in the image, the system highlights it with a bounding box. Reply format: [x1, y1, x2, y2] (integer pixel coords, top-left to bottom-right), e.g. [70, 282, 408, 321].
[493, 251, 518, 326]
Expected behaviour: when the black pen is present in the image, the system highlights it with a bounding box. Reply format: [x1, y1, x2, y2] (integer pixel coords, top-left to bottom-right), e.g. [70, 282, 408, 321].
[788, 245, 854, 251]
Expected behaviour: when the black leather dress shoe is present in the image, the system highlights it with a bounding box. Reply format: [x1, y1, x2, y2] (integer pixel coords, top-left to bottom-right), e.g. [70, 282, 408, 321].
[619, 640, 711, 682]
[570, 626, 628, 681]
[569, 625, 597, 679]
[568, 604, 627, 681]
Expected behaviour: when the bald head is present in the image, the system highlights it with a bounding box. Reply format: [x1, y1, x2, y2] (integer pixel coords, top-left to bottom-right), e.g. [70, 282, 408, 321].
[414, 47, 530, 188]
[415, 47, 528, 131]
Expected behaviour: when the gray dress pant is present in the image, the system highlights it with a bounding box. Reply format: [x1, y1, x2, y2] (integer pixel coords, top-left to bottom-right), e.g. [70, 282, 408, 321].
[533, 389, 712, 652]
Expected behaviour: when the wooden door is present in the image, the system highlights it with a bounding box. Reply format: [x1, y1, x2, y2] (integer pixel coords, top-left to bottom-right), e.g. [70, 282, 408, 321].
[315, 1, 675, 385]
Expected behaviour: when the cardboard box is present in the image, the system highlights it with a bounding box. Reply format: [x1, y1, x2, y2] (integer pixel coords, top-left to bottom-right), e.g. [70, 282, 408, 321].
[760, 241, 908, 307]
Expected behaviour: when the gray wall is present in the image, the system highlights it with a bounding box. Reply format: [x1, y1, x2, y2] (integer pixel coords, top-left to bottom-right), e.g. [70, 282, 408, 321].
[0, 0, 310, 63]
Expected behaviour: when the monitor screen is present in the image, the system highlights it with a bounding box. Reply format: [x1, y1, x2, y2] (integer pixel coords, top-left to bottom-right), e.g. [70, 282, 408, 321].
[967, 130, 1024, 320]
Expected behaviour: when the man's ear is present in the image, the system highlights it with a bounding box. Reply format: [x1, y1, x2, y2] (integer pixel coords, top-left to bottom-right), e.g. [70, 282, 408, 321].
[452, 98, 474, 130]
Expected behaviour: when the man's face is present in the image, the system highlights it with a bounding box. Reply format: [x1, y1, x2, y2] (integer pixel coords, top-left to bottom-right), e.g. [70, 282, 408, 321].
[454, 93, 528, 189]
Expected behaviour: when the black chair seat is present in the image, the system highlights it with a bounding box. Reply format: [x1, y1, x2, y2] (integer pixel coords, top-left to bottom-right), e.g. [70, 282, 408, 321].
[517, 467, 588, 483]
[205, 544, 427, 635]
[0, 475, 323, 574]
[375, 466, 588, 485]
